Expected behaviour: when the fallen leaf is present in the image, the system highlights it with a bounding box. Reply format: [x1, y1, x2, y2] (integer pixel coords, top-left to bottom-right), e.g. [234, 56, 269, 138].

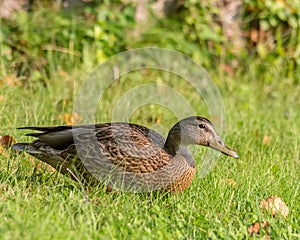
[0, 135, 16, 157]
[250, 29, 259, 43]
[0, 146, 8, 157]
[60, 112, 83, 125]
[221, 63, 234, 76]
[1, 75, 21, 86]
[155, 115, 161, 124]
[263, 135, 271, 145]
[260, 196, 289, 218]
[248, 220, 270, 238]
[59, 70, 68, 77]
[0, 135, 16, 147]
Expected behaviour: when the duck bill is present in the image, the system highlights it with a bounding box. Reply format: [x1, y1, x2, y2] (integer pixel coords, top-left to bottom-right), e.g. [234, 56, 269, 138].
[209, 137, 239, 159]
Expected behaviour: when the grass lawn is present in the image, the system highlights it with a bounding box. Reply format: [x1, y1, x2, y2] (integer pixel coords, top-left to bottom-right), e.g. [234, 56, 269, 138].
[0, 57, 299, 239]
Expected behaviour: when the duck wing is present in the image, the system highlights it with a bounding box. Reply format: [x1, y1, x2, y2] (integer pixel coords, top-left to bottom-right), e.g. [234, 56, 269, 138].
[15, 123, 169, 173]
[17, 123, 165, 149]
[89, 123, 171, 173]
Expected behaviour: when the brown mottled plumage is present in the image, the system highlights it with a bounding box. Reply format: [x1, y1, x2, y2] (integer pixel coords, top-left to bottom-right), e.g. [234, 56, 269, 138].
[12, 116, 238, 192]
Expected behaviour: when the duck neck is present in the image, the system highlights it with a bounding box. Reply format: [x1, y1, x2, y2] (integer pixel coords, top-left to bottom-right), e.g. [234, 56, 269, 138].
[164, 127, 195, 168]
[164, 125, 181, 156]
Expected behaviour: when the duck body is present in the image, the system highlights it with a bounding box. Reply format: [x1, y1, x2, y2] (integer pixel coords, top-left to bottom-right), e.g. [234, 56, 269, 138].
[13, 116, 238, 192]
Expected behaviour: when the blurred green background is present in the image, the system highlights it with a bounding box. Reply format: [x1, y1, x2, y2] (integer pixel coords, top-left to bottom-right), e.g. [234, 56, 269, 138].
[1, 0, 299, 83]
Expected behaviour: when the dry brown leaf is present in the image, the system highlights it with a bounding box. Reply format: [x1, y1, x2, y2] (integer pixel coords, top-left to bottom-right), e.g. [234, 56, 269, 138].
[263, 135, 271, 145]
[0, 135, 16, 147]
[221, 63, 234, 76]
[155, 116, 161, 124]
[0, 146, 8, 157]
[59, 70, 68, 77]
[0, 135, 16, 157]
[248, 220, 270, 238]
[260, 196, 289, 218]
[250, 29, 259, 43]
[1, 75, 21, 86]
[60, 112, 83, 125]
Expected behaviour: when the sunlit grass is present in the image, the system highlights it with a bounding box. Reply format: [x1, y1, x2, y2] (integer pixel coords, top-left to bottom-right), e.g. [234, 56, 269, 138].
[0, 63, 299, 239]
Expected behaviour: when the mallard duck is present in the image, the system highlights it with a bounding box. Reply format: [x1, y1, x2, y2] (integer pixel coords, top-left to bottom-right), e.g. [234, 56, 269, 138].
[12, 116, 238, 192]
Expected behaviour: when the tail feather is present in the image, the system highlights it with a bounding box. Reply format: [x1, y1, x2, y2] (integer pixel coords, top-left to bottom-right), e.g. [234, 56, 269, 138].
[17, 126, 73, 132]
[25, 133, 41, 137]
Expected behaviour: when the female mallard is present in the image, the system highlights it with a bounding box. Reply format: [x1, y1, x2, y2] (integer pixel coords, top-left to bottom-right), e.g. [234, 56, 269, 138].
[12, 116, 238, 192]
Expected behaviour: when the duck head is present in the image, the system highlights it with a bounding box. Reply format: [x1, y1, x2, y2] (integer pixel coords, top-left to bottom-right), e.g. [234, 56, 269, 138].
[166, 116, 239, 159]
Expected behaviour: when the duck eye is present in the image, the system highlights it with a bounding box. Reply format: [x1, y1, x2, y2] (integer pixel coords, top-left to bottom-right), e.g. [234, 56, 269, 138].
[199, 124, 206, 129]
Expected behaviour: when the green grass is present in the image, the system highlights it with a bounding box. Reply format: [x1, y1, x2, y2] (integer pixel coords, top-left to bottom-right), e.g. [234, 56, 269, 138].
[0, 4, 299, 239]
[0, 64, 299, 239]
